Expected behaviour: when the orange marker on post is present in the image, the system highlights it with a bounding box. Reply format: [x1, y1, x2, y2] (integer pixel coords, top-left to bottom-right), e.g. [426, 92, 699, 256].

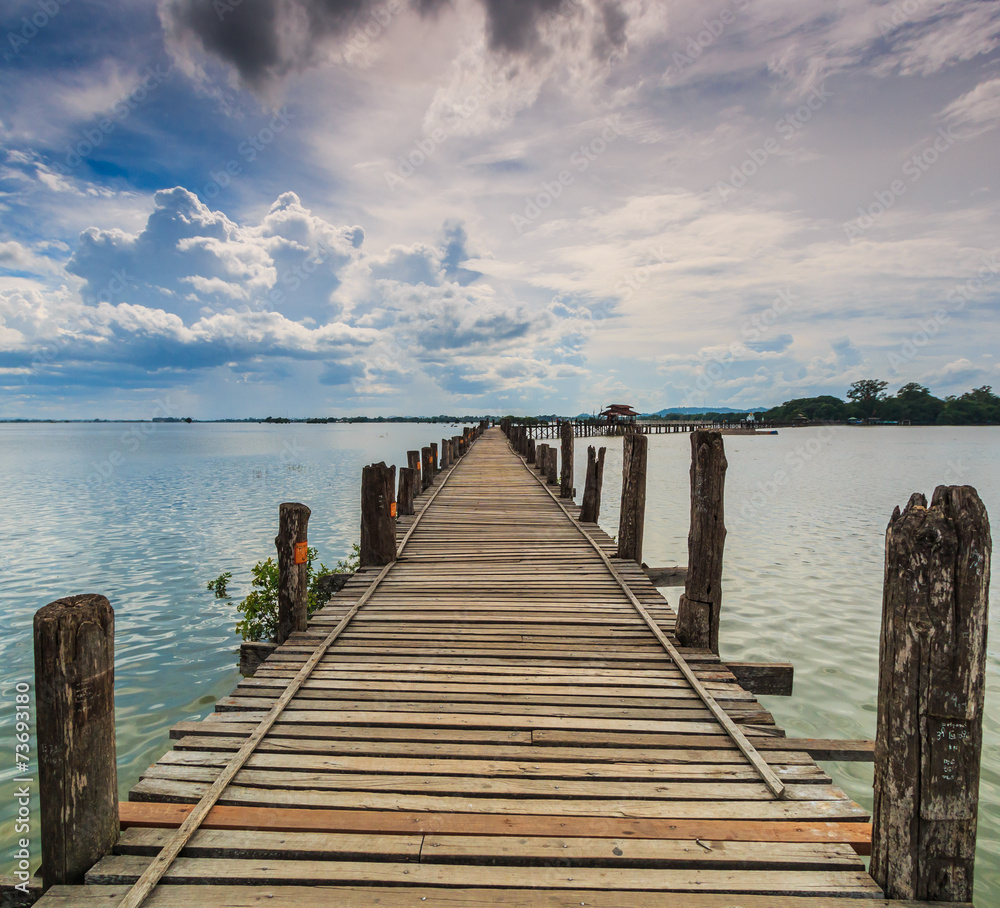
[390, 502, 397, 518]
[294, 541, 308, 565]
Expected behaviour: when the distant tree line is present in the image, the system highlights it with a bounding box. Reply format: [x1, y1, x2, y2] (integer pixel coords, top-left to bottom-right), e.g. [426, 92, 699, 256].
[764, 381, 1000, 425]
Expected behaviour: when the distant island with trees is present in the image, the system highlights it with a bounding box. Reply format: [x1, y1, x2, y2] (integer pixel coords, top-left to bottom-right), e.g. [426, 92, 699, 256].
[1, 382, 997, 426]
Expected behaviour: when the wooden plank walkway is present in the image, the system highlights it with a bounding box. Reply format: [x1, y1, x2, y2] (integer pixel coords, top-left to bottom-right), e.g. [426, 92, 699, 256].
[35, 428, 966, 907]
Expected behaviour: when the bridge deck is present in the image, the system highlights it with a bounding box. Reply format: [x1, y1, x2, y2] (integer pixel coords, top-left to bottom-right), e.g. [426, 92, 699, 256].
[38, 429, 957, 907]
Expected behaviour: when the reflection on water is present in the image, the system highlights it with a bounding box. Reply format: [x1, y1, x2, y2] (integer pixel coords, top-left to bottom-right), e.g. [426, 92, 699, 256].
[1, 423, 997, 902]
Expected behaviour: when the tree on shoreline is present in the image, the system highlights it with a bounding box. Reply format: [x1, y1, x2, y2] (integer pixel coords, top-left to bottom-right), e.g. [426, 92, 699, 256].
[764, 382, 999, 425]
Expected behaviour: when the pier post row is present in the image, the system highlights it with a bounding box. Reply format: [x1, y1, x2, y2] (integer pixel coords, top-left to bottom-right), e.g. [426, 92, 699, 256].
[580, 443, 606, 523]
[871, 485, 991, 903]
[34, 594, 118, 890]
[617, 431, 647, 563]
[360, 461, 396, 566]
[560, 420, 574, 498]
[675, 430, 728, 654]
[274, 502, 311, 646]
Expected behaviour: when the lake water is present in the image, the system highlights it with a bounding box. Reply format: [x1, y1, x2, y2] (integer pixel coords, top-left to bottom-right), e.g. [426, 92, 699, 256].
[1, 423, 997, 901]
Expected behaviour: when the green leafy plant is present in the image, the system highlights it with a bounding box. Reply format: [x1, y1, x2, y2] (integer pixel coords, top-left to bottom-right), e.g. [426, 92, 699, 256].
[225, 543, 361, 642]
[207, 571, 232, 598]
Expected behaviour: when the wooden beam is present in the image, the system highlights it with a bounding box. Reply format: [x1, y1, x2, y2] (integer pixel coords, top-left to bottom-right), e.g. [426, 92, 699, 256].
[725, 661, 794, 696]
[118, 802, 872, 851]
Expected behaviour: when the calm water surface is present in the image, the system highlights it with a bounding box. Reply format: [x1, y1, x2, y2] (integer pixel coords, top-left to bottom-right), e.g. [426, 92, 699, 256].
[1, 423, 997, 902]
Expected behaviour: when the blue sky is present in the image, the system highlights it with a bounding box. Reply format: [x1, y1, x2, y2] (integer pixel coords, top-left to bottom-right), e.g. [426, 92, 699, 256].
[1, 0, 999, 418]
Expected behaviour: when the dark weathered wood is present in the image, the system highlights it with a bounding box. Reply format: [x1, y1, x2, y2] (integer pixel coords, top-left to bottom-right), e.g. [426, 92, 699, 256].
[440, 439, 451, 470]
[617, 433, 647, 564]
[870, 486, 991, 903]
[725, 662, 793, 697]
[429, 443, 438, 477]
[360, 462, 396, 567]
[675, 431, 727, 653]
[275, 502, 311, 646]
[754, 739, 875, 762]
[537, 444, 548, 474]
[240, 642, 277, 677]
[580, 445, 606, 523]
[397, 467, 415, 517]
[560, 421, 573, 498]
[420, 448, 432, 491]
[34, 594, 119, 889]
[545, 446, 558, 485]
[643, 565, 687, 586]
[527, 438, 535, 465]
[0, 876, 43, 906]
[454, 435, 465, 457]
[406, 451, 421, 495]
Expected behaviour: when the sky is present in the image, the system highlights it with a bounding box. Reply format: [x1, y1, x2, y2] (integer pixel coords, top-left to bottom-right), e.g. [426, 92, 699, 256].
[1, 0, 999, 418]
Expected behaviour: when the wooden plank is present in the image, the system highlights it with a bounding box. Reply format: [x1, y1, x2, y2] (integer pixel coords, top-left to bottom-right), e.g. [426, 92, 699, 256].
[88, 855, 882, 895]
[32, 885, 975, 908]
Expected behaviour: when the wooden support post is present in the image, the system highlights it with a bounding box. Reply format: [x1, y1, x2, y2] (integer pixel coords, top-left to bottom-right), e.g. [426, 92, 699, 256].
[397, 466, 415, 516]
[537, 443, 548, 472]
[421, 447, 432, 490]
[871, 486, 991, 903]
[429, 442, 438, 476]
[560, 420, 574, 498]
[527, 438, 536, 465]
[441, 438, 451, 470]
[545, 446, 558, 485]
[580, 445, 606, 523]
[34, 594, 118, 890]
[675, 430, 727, 653]
[275, 502, 311, 645]
[617, 433, 648, 565]
[360, 462, 396, 567]
[407, 450, 421, 495]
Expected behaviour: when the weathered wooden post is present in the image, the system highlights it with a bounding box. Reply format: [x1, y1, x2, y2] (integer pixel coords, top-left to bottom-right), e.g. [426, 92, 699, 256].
[560, 420, 574, 498]
[675, 431, 727, 653]
[537, 443, 548, 472]
[407, 450, 421, 495]
[545, 446, 558, 485]
[457, 435, 467, 457]
[275, 502, 311, 645]
[398, 466, 416, 516]
[430, 442, 438, 477]
[617, 433, 647, 564]
[527, 437, 536, 464]
[361, 462, 396, 567]
[421, 447, 433, 490]
[871, 486, 991, 903]
[580, 445, 606, 523]
[441, 438, 451, 470]
[34, 594, 118, 889]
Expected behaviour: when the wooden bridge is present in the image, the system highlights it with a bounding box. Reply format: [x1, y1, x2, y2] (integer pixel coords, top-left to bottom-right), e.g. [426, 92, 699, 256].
[28, 426, 987, 908]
